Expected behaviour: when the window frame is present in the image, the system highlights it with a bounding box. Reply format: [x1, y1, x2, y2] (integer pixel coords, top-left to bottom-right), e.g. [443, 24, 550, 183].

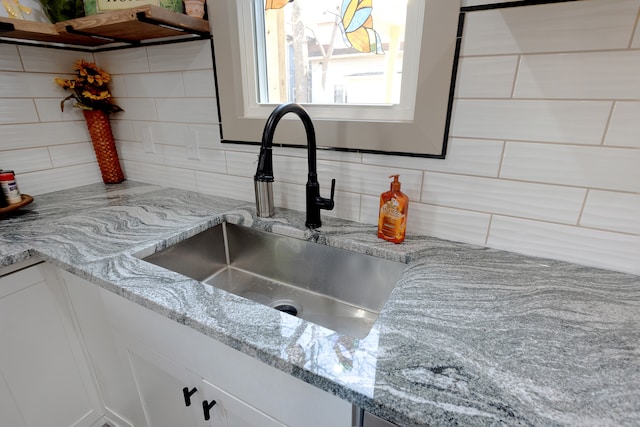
[248, 0, 422, 121]
[209, 0, 462, 158]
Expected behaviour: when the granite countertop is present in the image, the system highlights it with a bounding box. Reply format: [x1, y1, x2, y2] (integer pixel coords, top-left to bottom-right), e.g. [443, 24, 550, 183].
[1, 182, 639, 426]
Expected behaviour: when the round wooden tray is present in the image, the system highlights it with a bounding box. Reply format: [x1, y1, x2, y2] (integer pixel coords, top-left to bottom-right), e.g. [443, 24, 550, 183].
[0, 194, 34, 216]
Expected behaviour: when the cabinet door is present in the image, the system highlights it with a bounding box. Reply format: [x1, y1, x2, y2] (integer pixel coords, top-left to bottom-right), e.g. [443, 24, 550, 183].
[200, 379, 285, 427]
[0, 371, 27, 427]
[0, 265, 102, 427]
[60, 268, 146, 427]
[128, 341, 285, 427]
[128, 345, 215, 427]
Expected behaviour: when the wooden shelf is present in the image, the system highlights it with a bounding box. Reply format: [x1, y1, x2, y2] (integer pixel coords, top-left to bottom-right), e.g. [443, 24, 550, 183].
[0, 5, 210, 50]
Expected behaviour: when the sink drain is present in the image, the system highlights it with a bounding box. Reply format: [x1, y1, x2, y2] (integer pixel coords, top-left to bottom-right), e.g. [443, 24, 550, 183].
[272, 303, 299, 317]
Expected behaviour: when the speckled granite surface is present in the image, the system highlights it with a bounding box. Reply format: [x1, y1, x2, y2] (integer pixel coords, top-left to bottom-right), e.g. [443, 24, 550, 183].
[1, 182, 639, 426]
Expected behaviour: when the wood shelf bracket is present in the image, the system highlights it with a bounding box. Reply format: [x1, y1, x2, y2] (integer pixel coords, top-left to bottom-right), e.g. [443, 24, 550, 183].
[64, 24, 141, 45]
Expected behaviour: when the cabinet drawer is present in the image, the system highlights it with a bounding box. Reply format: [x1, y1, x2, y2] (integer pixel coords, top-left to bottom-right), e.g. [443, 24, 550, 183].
[0, 260, 44, 298]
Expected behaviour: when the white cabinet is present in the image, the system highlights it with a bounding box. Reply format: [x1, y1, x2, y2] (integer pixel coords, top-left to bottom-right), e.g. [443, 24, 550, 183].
[127, 347, 208, 427]
[0, 262, 104, 427]
[60, 269, 352, 427]
[127, 342, 284, 427]
[0, 371, 27, 427]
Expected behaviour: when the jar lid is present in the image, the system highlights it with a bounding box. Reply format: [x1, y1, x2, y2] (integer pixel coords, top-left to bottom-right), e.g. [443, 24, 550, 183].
[0, 172, 15, 180]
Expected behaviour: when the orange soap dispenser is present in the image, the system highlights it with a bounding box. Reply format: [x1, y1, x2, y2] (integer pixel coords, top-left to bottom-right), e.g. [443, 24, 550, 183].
[377, 174, 409, 244]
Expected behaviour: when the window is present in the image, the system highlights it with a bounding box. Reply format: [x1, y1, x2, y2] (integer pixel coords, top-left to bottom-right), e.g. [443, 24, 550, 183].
[256, 0, 407, 107]
[210, 0, 461, 157]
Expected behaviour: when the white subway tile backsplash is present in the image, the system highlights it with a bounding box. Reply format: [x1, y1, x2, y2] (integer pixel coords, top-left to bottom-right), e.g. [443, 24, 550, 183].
[272, 181, 361, 222]
[363, 138, 503, 178]
[34, 99, 84, 122]
[268, 146, 362, 163]
[155, 98, 217, 124]
[218, 141, 261, 154]
[123, 160, 196, 190]
[128, 121, 187, 145]
[501, 142, 640, 193]
[360, 195, 491, 246]
[123, 73, 185, 98]
[95, 49, 150, 74]
[271, 154, 311, 186]
[273, 181, 305, 213]
[115, 99, 158, 121]
[0, 72, 63, 98]
[225, 151, 259, 177]
[604, 102, 640, 148]
[108, 75, 127, 99]
[0, 99, 39, 124]
[325, 190, 362, 222]
[438, 138, 504, 177]
[358, 195, 379, 225]
[455, 56, 518, 98]
[317, 149, 362, 163]
[581, 190, 640, 235]
[2, 122, 89, 150]
[514, 51, 640, 100]
[183, 70, 216, 98]
[17, 163, 102, 196]
[110, 120, 136, 141]
[147, 41, 213, 72]
[362, 152, 427, 171]
[162, 145, 227, 173]
[461, 0, 639, 56]
[188, 124, 222, 149]
[315, 160, 423, 200]
[195, 170, 254, 202]
[271, 146, 311, 159]
[409, 202, 492, 247]
[0, 148, 52, 173]
[451, 99, 611, 145]
[487, 216, 640, 275]
[0, 45, 22, 71]
[421, 172, 586, 223]
[49, 143, 96, 168]
[18, 47, 92, 73]
[441, 139, 507, 177]
[117, 141, 164, 165]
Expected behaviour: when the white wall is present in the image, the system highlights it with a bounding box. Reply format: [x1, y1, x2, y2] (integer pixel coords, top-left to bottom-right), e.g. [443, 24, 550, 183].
[1, 0, 638, 275]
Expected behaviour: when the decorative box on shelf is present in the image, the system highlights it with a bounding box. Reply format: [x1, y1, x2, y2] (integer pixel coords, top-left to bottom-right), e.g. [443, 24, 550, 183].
[83, 0, 183, 16]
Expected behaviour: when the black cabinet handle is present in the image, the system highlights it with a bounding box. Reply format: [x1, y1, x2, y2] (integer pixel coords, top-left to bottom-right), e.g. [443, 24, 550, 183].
[182, 387, 197, 406]
[203, 399, 217, 421]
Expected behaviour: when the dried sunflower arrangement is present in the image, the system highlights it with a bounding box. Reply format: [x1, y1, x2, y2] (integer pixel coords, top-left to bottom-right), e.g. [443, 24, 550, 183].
[55, 59, 123, 114]
[55, 59, 125, 184]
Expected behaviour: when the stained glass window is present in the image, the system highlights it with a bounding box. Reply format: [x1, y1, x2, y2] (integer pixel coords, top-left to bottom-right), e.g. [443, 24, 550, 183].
[256, 0, 408, 105]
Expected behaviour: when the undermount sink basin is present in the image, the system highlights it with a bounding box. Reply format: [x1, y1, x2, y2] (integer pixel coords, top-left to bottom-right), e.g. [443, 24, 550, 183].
[143, 223, 406, 338]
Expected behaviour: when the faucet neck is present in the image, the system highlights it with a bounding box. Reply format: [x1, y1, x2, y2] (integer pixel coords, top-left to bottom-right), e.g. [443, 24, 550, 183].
[256, 103, 317, 183]
[255, 103, 334, 228]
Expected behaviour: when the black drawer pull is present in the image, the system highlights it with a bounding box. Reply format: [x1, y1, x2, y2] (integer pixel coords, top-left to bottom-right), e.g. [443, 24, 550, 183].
[182, 387, 197, 406]
[203, 399, 217, 421]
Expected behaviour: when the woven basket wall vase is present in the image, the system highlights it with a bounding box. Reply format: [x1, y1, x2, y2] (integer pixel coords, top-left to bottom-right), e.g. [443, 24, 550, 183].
[83, 110, 125, 184]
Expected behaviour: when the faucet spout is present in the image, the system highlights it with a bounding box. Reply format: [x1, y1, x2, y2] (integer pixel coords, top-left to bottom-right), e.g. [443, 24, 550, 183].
[254, 103, 335, 228]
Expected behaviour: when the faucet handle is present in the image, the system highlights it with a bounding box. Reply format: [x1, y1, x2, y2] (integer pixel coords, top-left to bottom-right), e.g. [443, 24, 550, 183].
[316, 178, 336, 211]
[329, 178, 336, 203]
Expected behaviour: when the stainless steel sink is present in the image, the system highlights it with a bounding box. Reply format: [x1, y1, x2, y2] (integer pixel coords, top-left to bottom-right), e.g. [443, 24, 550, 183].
[143, 223, 406, 338]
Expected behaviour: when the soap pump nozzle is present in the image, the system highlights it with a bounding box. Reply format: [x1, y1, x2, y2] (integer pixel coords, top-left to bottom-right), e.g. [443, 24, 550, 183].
[389, 174, 401, 191]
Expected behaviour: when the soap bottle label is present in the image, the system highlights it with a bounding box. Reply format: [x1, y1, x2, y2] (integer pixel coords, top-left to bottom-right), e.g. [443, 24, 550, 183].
[378, 198, 406, 240]
[377, 174, 409, 243]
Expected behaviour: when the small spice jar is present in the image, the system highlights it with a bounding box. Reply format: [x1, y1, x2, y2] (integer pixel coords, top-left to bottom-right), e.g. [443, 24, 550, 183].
[0, 171, 22, 205]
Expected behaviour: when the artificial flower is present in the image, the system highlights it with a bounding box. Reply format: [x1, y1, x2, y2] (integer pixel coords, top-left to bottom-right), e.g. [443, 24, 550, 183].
[55, 59, 122, 114]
